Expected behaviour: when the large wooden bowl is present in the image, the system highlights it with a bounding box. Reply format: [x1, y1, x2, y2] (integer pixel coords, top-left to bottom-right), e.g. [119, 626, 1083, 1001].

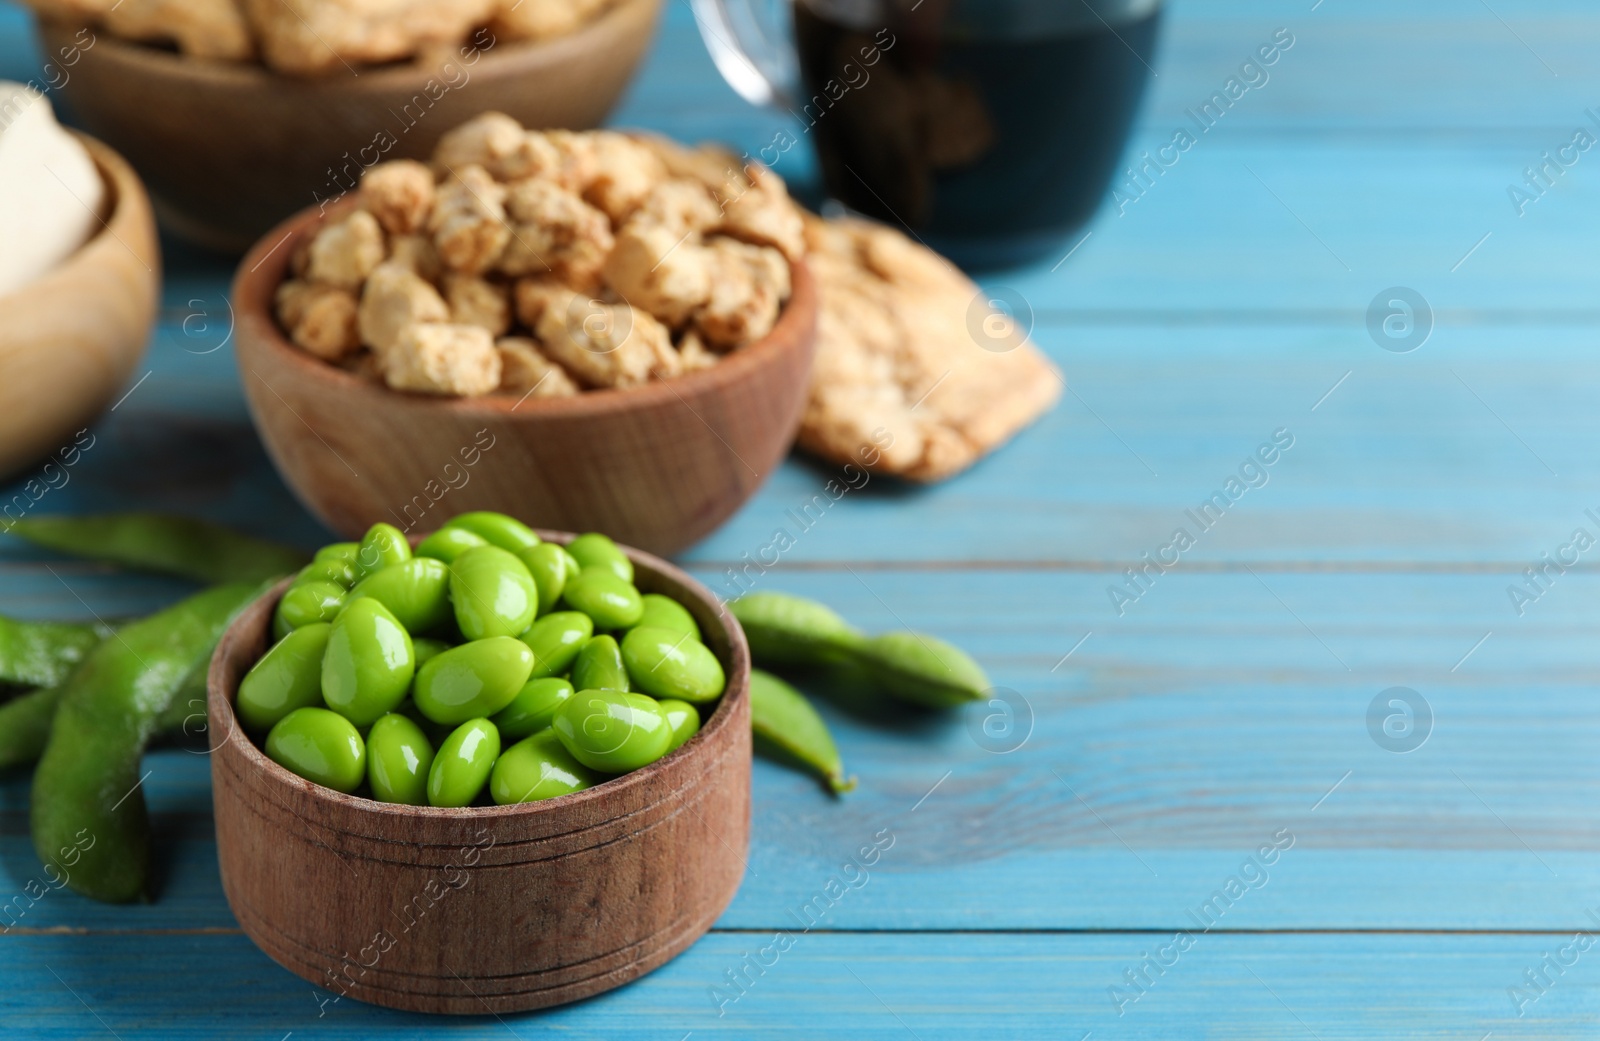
[232, 200, 817, 557]
[38, 0, 662, 253]
[208, 533, 751, 1014]
[0, 134, 158, 479]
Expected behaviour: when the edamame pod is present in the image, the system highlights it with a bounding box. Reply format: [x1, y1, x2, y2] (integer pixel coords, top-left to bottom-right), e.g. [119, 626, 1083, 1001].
[31, 580, 269, 902]
[571, 635, 629, 692]
[353, 522, 411, 581]
[517, 542, 569, 616]
[366, 713, 435, 805]
[0, 616, 106, 687]
[5, 513, 307, 583]
[236, 622, 331, 731]
[552, 689, 671, 773]
[621, 627, 725, 704]
[427, 718, 500, 807]
[561, 571, 643, 630]
[490, 729, 596, 804]
[412, 636, 533, 724]
[658, 698, 701, 753]
[445, 511, 541, 552]
[491, 677, 574, 740]
[320, 598, 414, 727]
[415, 526, 488, 563]
[449, 545, 538, 640]
[565, 532, 632, 582]
[265, 707, 366, 794]
[520, 611, 593, 678]
[273, 580, 346, 639]
[855, 631, 989, 709]
[730, 592, 866, 666]
[632, 594, 700, 642]
[348, 557, 452, 634]
[0, 688, 62, 769]
[749, 669, 854, 794]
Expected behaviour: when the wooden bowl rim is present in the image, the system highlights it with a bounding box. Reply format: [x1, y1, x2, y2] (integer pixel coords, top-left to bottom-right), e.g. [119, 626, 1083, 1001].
[208, 529, 749, 822]
[38, 0, 661, 90]
[231, 193, 817, 420]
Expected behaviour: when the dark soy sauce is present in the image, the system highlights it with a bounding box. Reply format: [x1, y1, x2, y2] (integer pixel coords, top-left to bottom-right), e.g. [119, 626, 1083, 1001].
[793, 0, 1162, 268]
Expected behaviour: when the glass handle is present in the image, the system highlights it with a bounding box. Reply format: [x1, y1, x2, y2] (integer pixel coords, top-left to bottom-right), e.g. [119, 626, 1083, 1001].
[689, 0, 797, 109]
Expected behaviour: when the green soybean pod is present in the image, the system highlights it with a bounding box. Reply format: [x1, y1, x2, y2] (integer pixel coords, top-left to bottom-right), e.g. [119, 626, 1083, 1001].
[273, 580, 347, 640]
[449, 545, 538, 641]
[561, 571, 643, 630]
[320, 598, 415, 727]
[415, 525, 488, 563]
[491, 677, 574, 740]
[6, 513, 307, 584]
[315, 542, 361, 566]
[347, 557, 452, 635]
[520, 611, 593, 678]
[571, 635, 629, 692]
[749, 669, 854, 794]
[551, 690, 671, 773]
[855, 631, 989, 709]
[729, 592, 866, 667]
[353, 522, 411, 581]
[620, 627, 725, 704]
[0, 688, 63, 769]
[366, 713, 435, 805]
[445, 511, 541, 552]
[632, 594, 700, 642]
[490, 729, 597, 804]
[412, 637, 449, 668]
[517, 542, 569, 616]
[658, 697, 701, 753]
[565, 532, 632, 582]
[265, 707, 367, 794]
[412, 636, 533, 724]
[296, 558, 357, 589]
[0, 616, 107, 687]
[236, 622, 332, 731]
[427, 718, 500, 807]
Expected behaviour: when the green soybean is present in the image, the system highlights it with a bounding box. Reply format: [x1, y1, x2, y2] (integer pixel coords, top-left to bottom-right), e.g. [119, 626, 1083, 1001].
[521, 611, 593, 678]
[445, 511, 541, 552]
[412, 636, 533, 724]
[6, 513, 307, 584]
[320, 598, 414, 727]
[749, 669, 854, 794]
[561, 571, 643, 630]
[491, 677, 574, 740]
[427, 718, 500, 807]
[855, 631, 989, 709]
[729, 592, 866, 666]
[314, 542, 361, 566]
[552, 689, 671, 773]
[571, 635, 629, 692]
[366, 713, 435, 805]
[490, 729, 596, 804]
[265, 707, 367, 794]
[449, 545, 538, 640]
[415, 525, 488, 563]
[658, 698, 701, 753]
[633, 594, 700, 642]
[517, 542, 569, 616]
[236, 622, 331, 731]
[273, 580, 346, 639]
[295, 557, 357, 589]
[561, 547, 582, 583]
[348, 557, 451, 634]
[620, 627, 725, 704]
[412, 637, 449, 667]
[353, 522, 411, 581]
[565, 532, 632, 582]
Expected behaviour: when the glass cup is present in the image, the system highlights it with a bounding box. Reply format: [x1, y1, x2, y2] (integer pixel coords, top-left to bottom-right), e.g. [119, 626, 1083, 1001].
[691, 0, 1163, 269]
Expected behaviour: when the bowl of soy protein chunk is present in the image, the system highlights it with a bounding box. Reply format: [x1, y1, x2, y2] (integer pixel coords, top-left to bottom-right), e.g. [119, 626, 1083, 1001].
[208, 512, 751, 1014]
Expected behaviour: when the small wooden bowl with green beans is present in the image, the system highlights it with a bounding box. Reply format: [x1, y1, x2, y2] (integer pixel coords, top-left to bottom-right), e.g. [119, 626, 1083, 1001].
[207, 517, 750, 1015]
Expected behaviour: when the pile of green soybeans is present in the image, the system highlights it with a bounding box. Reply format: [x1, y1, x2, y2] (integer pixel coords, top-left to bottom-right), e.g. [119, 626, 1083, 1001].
[239, 512, 725, 807]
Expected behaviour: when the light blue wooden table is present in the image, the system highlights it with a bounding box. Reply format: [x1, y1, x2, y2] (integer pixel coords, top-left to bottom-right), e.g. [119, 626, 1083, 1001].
[5, 0, 1600, 1036]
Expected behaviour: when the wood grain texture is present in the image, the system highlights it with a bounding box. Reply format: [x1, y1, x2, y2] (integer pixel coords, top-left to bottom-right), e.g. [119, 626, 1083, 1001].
[0, 134, 157, 480]
[232, 198, 818, 557]
[37, 0, 662, 252]
[207, 537, 751, 1014]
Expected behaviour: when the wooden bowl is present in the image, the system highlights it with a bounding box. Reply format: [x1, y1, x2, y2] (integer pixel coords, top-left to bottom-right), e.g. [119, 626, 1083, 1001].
[38, 0, 662, 253]
[208, 532, 751, 1015]
[232, 200, 817, 557]
[0, 134, 158, 479]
